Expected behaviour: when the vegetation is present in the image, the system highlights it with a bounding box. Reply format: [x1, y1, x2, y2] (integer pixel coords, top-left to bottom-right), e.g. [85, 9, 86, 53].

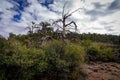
[0, 34, 87, 80]
[0, 27, 120, 80]
[0, 2, 120, 80]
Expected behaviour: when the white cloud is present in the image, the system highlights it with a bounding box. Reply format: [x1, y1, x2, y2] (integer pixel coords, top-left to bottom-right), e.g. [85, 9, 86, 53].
[22, 0, 60, 22]
[98, 11, 120, 35]
[0, 0, 120, 38]
[0, 0, 19, 37]
[0, 0, 14, 12]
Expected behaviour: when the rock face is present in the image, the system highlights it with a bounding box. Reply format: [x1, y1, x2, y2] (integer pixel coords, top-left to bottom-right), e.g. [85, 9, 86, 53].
[85, 62, 120, 80]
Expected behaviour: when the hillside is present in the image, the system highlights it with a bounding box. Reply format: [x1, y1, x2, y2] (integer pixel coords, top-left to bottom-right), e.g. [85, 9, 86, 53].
[0, 31, 120, 80]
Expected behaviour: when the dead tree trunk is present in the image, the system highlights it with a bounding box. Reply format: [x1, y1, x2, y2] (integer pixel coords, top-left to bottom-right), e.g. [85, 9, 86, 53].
[52, 3, 82, 41]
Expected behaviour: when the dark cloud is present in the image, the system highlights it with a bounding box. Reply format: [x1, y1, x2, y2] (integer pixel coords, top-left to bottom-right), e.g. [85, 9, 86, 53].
[84, 2, 108, 21]
[93, 2, 106, 9]
[100, 20, 117, 25]
[91, 27, 103, 30]
[107, 28, 114, 31]
[0, 12, 3, 15]
[108, 0, 120, 10]
[100, 22, 108, 25]
[85, 8, 105, 21]
[104, 26, 114, 31]
[0, 12, 3, 21]
[85, 0, 120, 21]
[0, 17, 1, 21]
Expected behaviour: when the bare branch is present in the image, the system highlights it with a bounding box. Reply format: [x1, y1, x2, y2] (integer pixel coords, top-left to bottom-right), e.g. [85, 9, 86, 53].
[52, 19, 63, 29]
[56, 24, 63, 29]
[65, 8, 83, 19]
[66, 27, 76, 30]
[25, 27, 31, 31]
[66, 21, 77, 29]
[62, 2, 67, 18]
[54, 19, 63, 23]
[52, 2, 83, 41]
[65, 29, 72, 33]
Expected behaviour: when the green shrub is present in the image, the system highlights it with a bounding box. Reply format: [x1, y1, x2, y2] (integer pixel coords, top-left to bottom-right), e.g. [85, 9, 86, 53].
[115, 48, 120, 62]
[99, 48, 115, 62]
[0, 45, 47, 80]
[0, 40, 86, 80]
[86, 45, 100, 61]
[44, 40, 86, 80]
[81, 40, 91, 49]
[86, 44, 117, 62]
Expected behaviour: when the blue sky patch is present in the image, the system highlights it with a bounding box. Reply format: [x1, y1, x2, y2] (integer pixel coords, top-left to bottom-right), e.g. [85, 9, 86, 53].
[41, 0, 54, 8]
[13, 13, 21, 22]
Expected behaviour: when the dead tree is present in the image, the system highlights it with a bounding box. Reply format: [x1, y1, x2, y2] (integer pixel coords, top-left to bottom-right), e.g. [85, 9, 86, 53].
[52, 3, 82, 41]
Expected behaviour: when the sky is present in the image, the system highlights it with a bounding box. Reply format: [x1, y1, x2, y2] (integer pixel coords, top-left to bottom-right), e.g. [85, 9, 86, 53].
[0, 0, 120, 38]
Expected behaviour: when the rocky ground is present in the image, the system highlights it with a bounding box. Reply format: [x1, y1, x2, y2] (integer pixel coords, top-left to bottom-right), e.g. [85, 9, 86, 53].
[85, 62, 120, 80]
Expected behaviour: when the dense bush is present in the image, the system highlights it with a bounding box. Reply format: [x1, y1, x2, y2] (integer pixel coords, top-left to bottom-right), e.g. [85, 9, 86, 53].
[86, 45, 100, 61]
[0, 40, 86, 80]
[43, 40, 86, 80]
[0, 45, 47, 80]
[99, 48, 115, 62]
[114, 48, 120, 63]
[86, 44, 119, 62]
[0, 33, 119, 80]
[81, 40, 91, 48]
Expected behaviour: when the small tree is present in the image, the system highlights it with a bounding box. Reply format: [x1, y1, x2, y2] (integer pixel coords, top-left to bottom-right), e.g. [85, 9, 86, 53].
[25, 21, 53, 47]
[38, 22, 53, 47]
[37, 22, 53, 36]
[25, 21, 38, 35]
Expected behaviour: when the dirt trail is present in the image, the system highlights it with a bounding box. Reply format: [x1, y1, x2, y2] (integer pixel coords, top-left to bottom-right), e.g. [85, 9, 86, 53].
[85, 62, 120, 80]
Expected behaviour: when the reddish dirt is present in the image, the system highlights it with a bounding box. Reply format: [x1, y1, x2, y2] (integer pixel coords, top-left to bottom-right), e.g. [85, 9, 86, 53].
[85, 62, 120, 80]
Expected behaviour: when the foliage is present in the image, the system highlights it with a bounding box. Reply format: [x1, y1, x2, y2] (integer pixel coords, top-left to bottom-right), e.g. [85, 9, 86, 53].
[43, 40, 85, 80]
[0, 1, 119, 79]
[78, 33, 120, 45]
[0, 26, 120, 80]
[0, 44, 47, 80]
[86, 43, 120, 62]
[81, 40, 91, 49]
[113, 48, 120, 63]
[0, 38, 86, 80]
[98, 48, 115, 62]
[86, 45, 100, 61]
